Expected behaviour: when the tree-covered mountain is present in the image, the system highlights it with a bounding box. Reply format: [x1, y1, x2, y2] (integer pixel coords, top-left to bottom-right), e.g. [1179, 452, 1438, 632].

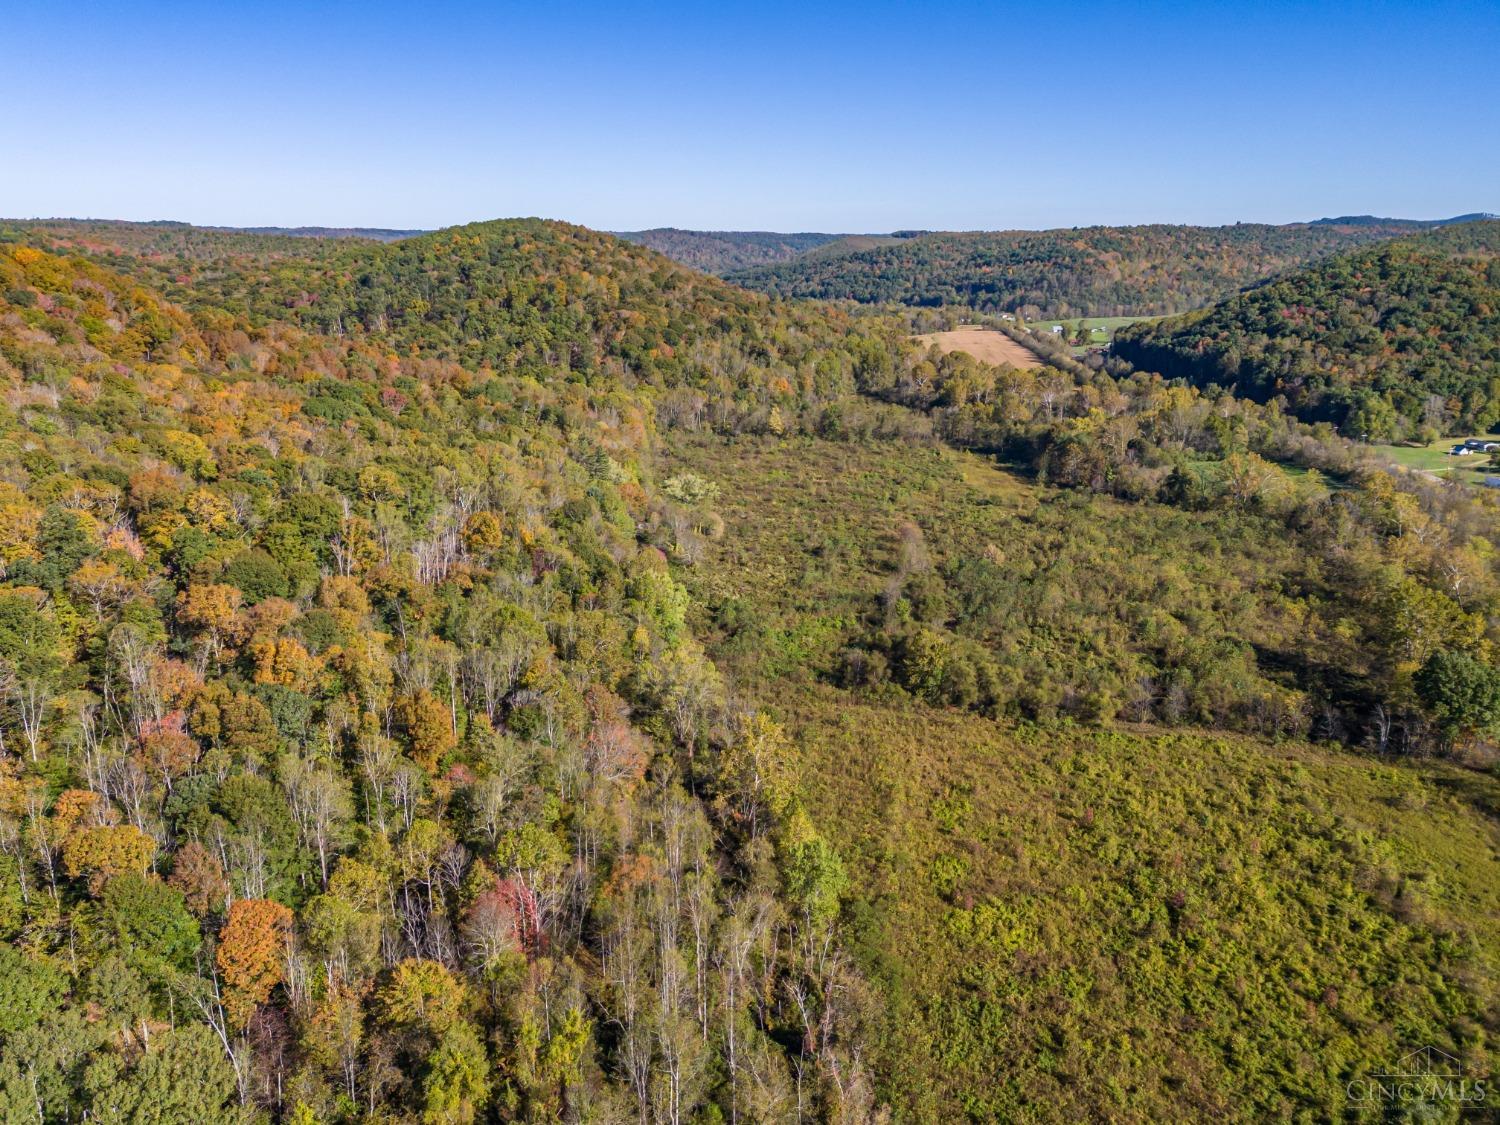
[727, 221, 1427, 318]
[0, 217, 1497, 1122]
[1113, 219, 1500, 437]
[1310, 212, 1497, 227]
[220, 226, 425, 241]
[0, 222, 913, 1123]
[8, 218, 911, 409]
[8, 218, 423, 259]
[613, 228, 850, 274]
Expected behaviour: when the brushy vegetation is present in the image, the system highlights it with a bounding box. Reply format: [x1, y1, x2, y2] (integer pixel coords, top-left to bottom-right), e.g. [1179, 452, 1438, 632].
[667, 434, 1500, 1120]
[783, 693, 1499, 1122]
[667, 425, 1500, 753]
[1114, 220, 1500, 438]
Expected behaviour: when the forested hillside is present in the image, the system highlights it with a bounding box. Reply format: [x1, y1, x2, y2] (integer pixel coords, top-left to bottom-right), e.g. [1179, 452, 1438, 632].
[0, 223, 914, 1123]
[0, 217, 1497, 1122]
[9, 219, 414, 261]
[223, 227, 425, 241]
[1113, 220, 1500, 436]
[614, 229, 848, 274]
[729, 222, 1424, 318]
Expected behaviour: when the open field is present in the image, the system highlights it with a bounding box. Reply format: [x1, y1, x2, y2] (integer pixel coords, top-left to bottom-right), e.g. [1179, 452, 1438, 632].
[1026, 315, 1157, 334]
[664, 433, 1500, 1120]
[913, 324, 1043, 367]
[1024, 314, 1162, 353]
[1371, 433, 1500, 479]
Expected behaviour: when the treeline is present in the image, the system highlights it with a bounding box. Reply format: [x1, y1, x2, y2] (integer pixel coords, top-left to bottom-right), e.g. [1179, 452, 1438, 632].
[727, 222, 1421, 318]
[5, 218, 396, 263]
[0, 231, 891, 1121]
[1113, 220, 1500, 437]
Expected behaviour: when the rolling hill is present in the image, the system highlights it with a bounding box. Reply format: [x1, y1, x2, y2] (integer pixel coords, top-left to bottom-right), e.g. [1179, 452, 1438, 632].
[727, 221, 1432, 318]
[0, 220, 922, 1122]
[1113, 219, 1500, 436]
[1310, 212, 1498, 227]
[0, 216, 1496, 1121]
[613, 227, 850, 273]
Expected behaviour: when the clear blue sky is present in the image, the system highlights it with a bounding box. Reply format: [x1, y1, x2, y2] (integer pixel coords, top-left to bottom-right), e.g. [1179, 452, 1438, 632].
[3, 0, 1496, 232]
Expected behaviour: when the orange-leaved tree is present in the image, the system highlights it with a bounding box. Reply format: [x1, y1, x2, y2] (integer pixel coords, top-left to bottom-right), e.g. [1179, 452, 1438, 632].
[217, 897, 293, 1028]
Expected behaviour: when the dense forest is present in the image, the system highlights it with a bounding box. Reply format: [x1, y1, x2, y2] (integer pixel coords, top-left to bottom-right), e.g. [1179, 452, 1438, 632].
[10, 220, 424, 245]
[613, 231, 849, 275]
[1112, 220, 1500, 436]
[727, 222, 1428, 318]
[0, 217, 1496, 1121]
[0, 222, 912, 1123]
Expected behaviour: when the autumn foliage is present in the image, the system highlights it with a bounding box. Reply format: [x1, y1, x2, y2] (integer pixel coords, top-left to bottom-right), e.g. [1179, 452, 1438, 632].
[217, 898, 294, 1028]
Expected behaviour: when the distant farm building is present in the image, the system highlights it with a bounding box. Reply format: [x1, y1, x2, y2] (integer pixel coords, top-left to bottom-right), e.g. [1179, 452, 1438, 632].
[1463, 439, 1499, 451]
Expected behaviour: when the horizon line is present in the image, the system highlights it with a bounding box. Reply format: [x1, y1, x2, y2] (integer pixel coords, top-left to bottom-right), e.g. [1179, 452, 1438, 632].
[5, 210, 1498, 239]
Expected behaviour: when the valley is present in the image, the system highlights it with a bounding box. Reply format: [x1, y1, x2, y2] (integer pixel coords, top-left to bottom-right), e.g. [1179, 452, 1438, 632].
[1, 212, 1498, 1123]
[6, 4, 1498, 1121]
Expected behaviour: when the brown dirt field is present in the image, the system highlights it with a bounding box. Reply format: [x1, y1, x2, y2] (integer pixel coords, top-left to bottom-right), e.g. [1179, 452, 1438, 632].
[913, 325, 1043, 368]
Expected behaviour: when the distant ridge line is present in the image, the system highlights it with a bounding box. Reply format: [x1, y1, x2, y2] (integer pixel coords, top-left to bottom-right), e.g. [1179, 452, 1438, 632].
[1309, 212, 1497, 227]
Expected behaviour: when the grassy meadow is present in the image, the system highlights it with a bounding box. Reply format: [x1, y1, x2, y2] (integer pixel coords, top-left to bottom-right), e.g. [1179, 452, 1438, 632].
[1019, 315, 1159, 349]
[667, 432, 1500, 1121]
[1370, 433, 1500, 480]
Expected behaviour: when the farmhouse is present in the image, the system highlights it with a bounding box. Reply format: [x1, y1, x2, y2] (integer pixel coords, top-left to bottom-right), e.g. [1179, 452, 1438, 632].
[1450, 446, 1474, 455]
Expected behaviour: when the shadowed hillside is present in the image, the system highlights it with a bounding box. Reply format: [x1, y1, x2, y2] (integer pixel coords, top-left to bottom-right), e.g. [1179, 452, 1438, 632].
[1114, 220, 1500, 436]
[614, 227, 850, 273]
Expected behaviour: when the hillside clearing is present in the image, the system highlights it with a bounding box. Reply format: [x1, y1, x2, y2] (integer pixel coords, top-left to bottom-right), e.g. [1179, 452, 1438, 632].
[1372, 433, 1500, 480]
[913, 324, 1043, 367]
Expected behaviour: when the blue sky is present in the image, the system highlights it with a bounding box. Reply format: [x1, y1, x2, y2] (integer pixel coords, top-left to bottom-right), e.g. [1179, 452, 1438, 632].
[3, 0, 1496, 231]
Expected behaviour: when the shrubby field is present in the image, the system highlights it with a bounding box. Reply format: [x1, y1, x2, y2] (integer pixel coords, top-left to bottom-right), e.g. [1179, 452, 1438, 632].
[667, 434, 1500, 1119]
